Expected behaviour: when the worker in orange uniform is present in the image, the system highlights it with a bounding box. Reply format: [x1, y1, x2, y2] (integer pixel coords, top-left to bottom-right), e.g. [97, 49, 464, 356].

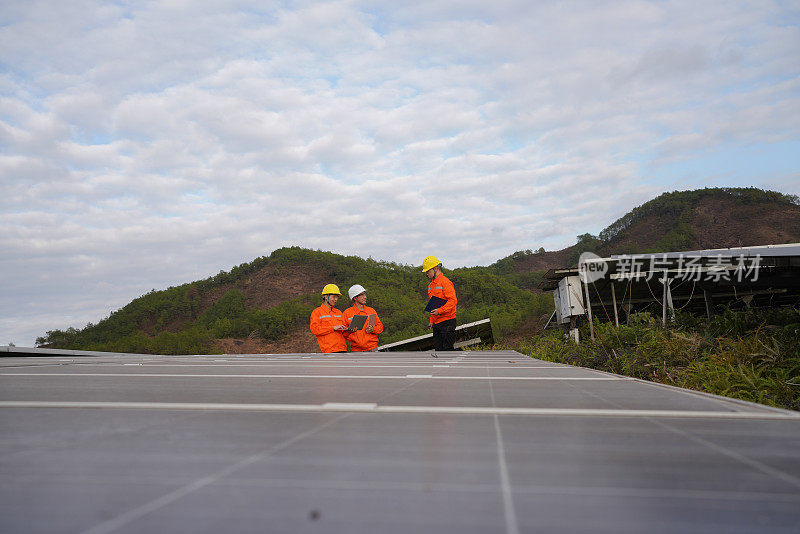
[309, 284, 348, 353]
[422, 255, 458, 351]
[343, 284, 384, 352]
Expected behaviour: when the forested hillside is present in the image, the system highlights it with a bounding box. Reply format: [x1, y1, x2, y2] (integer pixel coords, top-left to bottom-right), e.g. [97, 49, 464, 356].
[496, 187, 800, 275]
[36, 247, 553, 354]
[37, 187, 800, 355]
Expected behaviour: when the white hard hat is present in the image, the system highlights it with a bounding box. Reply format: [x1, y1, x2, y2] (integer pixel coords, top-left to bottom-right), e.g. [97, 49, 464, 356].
[348, 284, 367, 300]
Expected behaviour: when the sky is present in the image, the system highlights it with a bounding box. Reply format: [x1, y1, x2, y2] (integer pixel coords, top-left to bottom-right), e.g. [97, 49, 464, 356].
[2, 0, 799, 346]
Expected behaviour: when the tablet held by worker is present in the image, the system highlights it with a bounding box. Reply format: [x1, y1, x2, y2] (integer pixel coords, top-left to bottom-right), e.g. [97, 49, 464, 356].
[424, 296, 447, 313]
[347, 314, 368, 331]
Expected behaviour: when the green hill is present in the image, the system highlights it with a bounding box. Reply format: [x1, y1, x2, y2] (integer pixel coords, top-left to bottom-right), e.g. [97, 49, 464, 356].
[490, 186, 800, 275]
[36, 186, 800, 355]
[36, 247, 553, 354]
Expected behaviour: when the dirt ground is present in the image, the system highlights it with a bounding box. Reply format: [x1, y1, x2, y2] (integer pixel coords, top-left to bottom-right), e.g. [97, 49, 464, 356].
[497, 314, 550, 346]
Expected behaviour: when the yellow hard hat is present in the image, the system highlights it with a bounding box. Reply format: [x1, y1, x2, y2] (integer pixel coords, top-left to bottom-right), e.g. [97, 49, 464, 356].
[421, 255, 441, 272]
[321, 284, 341, 296]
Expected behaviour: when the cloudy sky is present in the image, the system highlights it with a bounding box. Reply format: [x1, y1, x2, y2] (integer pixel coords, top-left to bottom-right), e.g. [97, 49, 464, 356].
[2, 0, 799, 346]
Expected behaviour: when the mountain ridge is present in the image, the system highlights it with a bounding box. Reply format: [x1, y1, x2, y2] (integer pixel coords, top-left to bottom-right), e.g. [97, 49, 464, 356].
[492, 187, 800, 280]
[37, 187, 800, 354]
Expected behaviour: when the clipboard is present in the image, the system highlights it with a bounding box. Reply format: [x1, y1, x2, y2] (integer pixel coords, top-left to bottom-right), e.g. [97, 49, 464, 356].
[347, 314, 368, 331]
[425, 296, 447, 313]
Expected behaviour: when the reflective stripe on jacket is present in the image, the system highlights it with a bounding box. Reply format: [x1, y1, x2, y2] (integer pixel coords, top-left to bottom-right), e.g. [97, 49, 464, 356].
[343, 305, 384, 352]
[428, 272, 457, 324]
[310, 304, 347, 353]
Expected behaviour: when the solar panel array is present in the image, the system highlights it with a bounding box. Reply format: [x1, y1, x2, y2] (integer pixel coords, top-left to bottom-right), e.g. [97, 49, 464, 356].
[2, 349, 799, 533]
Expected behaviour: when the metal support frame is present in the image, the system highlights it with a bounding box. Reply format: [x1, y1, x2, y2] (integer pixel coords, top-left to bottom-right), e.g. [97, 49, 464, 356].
[568, 316, 579, 344]
[572, 288, 787, 310]
[660, 270, 675, 325]
[582, 275, 595, 342]
[703, 289, 714, 320]
[662, 270, 668, 325]
[543, 309, 557, 330]
[540, 243, 800, 337]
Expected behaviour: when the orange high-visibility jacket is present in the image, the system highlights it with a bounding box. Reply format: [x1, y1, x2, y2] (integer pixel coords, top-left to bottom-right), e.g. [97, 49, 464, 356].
[310, 303, 348, 353]
[343, 305, 384, 352]
[428, 272, 457, 324]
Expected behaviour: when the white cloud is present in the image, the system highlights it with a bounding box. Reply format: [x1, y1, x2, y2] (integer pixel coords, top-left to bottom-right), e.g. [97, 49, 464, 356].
[1, 0, 799, 345]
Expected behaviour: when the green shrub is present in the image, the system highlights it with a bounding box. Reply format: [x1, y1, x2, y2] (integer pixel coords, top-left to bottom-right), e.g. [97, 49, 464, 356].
[513, 308, 800, 411]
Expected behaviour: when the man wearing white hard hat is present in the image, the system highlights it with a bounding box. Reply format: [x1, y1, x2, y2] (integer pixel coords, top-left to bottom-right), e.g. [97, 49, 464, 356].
[422, 255, 458, 351]
[343, 284, 384, 352]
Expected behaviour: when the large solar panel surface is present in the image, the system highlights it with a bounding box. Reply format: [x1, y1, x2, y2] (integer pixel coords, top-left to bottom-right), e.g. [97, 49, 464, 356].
[2, 350, 800, 533]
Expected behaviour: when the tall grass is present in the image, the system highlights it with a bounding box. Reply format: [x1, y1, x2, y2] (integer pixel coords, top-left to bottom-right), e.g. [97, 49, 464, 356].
[509, 308, 800, 411]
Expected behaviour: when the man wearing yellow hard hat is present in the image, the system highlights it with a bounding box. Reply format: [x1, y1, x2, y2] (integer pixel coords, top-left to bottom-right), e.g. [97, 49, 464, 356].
[422, 255, 458, 351]
[309, 284, 349, 353]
